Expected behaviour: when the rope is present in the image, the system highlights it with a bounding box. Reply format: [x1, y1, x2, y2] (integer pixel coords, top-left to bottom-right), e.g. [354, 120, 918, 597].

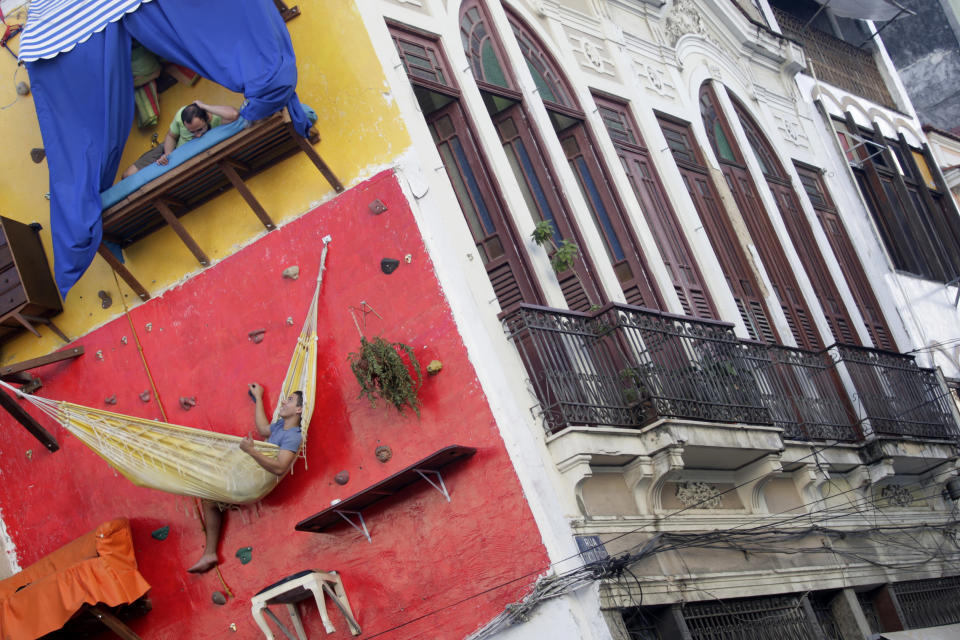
[111, 270, 168, 422]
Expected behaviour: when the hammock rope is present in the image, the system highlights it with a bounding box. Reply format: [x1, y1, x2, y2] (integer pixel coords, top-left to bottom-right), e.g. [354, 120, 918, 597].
[1, 236, 330, 505]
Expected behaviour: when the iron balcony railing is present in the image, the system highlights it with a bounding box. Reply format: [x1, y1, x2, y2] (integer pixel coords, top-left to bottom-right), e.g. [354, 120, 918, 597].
[502, 304, 639, 431]
[504, 304, 960, 442]
[773, 8, 895, 110]
[591, 304, 772, 427]
[830, 345, 959, 439]
[762, 345, 858, 442]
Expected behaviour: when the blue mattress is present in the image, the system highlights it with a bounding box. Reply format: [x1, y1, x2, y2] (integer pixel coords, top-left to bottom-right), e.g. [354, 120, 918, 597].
[100, 117, 250, 210]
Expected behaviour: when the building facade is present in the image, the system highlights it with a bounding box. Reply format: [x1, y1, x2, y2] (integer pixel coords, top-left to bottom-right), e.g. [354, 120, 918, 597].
[356, 0, 960, 638]
[0, 1, 958, 639]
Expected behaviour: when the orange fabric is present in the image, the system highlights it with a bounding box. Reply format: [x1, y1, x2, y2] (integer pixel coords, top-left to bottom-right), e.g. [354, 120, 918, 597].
[0, 518, 151, 640]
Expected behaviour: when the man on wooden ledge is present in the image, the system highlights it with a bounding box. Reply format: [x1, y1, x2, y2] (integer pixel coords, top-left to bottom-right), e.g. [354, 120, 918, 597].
[122, 100, 239, 179]
[187, 382, 303, 574]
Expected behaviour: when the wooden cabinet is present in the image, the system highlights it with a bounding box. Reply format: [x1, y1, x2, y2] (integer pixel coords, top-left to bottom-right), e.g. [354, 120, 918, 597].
[0, 216, 63, 342]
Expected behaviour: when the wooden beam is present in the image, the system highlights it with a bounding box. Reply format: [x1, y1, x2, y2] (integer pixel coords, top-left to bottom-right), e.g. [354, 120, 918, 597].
[218, 162, 276, 230]
[0, 386, 58, 452]
[89, 606, 143, 640]
[287, 123, 345, 193]
[153, 200, 210, 266]
[0, 346, 83, 377]
[98, 245, 151, 301]
[19, 315, 69, 343]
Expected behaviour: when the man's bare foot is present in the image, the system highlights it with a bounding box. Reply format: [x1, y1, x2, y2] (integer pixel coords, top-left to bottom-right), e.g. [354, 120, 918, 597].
[187, 554, 218, 573]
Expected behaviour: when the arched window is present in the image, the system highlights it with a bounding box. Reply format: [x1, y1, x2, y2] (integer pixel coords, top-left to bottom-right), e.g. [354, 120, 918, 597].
[459, 0, 606, 311]
[502, 7, 663, 309]
[390, 23, 543, 310]
[731, 96, 862, 346]
[658, 112, 778, 343]
[699, 83, 821, 349]
[460, 5, 511, 90]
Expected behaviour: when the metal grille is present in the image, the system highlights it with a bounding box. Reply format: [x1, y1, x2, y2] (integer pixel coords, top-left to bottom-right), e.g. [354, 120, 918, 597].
[773, 9, 895, 109]
[621, 607, 661, 640]
[809, 593, 843, 640]
[503, 305, 637, 433]
[832, 345, 960, 439]
[762, 346, 858, 441]
[856, 591, 882, 634]
[682, 595, 818, 639]
[593, 305, 773, 426]
[503, 304, 862, 437]
[894, 576, 960, 628]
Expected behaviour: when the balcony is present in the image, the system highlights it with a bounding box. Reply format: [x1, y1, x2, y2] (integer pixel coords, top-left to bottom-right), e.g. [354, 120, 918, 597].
[773, 8, 895, 110]
[830, 345, 959, 440]
[503, 304, 959, 446]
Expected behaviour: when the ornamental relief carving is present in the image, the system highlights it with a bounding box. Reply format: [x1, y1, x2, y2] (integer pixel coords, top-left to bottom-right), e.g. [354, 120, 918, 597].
[636, 61, 675, 98]
[569, 34, 615, 75]
[881, 484, 913, 507]
[665, 0, 707, 46]
[774, 114, 810, 149]
[676, 481, 723, 509]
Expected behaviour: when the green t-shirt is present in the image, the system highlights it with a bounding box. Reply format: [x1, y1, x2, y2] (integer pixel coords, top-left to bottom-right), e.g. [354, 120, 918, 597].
[169, 106, 223, 148]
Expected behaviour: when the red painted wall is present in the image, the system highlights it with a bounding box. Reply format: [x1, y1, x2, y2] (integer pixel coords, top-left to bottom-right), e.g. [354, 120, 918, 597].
[0, 171, 550, 639]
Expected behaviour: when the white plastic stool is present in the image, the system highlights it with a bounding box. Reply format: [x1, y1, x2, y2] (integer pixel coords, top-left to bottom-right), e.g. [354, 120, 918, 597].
[250, 569, 361, 639]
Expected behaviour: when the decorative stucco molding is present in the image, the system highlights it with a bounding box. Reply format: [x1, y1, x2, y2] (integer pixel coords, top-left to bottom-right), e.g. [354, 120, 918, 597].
[568, 32, 616, 76]
[676, 481, 722, 509]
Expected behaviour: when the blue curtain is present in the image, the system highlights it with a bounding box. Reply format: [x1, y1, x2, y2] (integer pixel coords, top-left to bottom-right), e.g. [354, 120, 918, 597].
[26, 0, 309, 298]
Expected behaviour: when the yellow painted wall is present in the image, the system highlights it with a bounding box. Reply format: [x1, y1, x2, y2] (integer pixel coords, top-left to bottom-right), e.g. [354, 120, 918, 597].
[0, 2, 409, 365]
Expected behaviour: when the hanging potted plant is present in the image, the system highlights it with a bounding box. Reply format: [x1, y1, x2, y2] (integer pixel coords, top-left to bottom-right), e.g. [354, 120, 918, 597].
[531, 220, 579, 273]
[348, 335, 423, 416]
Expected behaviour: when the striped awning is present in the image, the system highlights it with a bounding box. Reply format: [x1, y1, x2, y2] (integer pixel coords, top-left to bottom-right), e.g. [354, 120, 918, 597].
[18, 0, 150, 62]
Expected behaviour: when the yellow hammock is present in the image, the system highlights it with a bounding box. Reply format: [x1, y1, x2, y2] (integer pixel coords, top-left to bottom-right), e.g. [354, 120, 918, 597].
[1, 237, 331, 505]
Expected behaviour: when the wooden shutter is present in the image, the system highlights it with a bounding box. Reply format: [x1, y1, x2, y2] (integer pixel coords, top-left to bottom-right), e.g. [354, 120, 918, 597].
[594, 96, 717, 319]
[658, 115, 779, 343]
[390, 23, 544, 312]
[795, 163, 897, 351]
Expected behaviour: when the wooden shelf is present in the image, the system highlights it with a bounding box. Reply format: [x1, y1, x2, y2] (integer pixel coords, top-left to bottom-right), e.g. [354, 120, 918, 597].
[295, 445, 476, 539]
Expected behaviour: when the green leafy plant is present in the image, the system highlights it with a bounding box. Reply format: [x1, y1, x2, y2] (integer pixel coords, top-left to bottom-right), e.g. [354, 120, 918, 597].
[531, 220, 580, 273]
[348, 336, 423, 416]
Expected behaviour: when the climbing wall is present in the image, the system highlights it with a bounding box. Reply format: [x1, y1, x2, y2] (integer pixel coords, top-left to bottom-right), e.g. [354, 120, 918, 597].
[0, 170, 550, 639]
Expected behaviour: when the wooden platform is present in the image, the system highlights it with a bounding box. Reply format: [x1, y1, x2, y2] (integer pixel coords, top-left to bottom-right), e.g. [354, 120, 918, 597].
[101, 109, 343, 300]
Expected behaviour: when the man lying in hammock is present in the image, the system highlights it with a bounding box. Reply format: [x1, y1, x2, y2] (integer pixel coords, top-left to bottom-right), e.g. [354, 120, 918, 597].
[187, 382, 303, 574]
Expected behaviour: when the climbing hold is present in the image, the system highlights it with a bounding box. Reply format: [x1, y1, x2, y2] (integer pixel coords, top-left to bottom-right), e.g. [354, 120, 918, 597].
[235, 546, 253, 564]
[121, 336, 128, 345]
[139, 390, 151, 403]
[29, 148, 45, 164]
[334, 470, 350, 485]
[179, 396, 197, 411]
[282, 266, 300, 280]
[98, 290, 112, 309]
[375, 446, 392, 463]
[381, 258, 400, 274]
[229, 623, 238, 632]
[15, 82, 29, 96]
[104, 395, 117, 405]
[248, 329, 266, 344]
[368, 199, 388, 215]
[211, 591, 227, 606]
[427, 360, 443, 376]
[404, 254, 412, 264]
[95, 350, 104, 360]
[25, 450, 32, 460]
[145, 322, 152, 332]
[286, 316, 294, 326]
[151, 526, 169, 541]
